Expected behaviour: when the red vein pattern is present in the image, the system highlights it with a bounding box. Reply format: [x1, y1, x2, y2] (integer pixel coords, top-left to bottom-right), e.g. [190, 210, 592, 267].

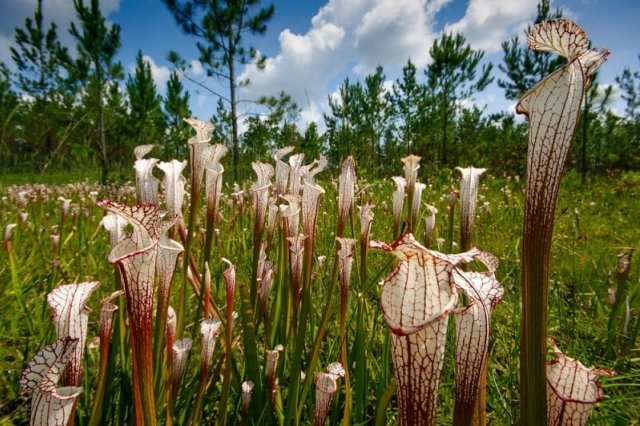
[337, 157, 355, 233]
[314, 363, 345, 426]
[98, 201, 161, 425]
[274, 146, 295, 196]
[47, 282, 100, 386]
[516, 18, 609, 423]
[456, 167, 486, 251]
[301, 178, 324, 240]
[546, 338, 615, 425]
[172, 338, 192, 390]
[288, 153, 305, 196]
[185, 117, 215, 196]
[157, 218, 183, 298]
[99, 291, 122, 345]
[371, 233, 478, 425]
[205, 144, 228, 226]
[287, 234, 306, 305]
[452, 264, 503, 422]
[527, 19, 589, 60]
[20, 337, 82, 426]
[252, 161, 274, 238]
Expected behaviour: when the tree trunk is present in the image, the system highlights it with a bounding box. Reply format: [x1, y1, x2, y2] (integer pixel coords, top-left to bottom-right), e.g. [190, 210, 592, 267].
[442, 101, 448, 165]
[229, 56, 239, 183]
[98, 83, 108, 185]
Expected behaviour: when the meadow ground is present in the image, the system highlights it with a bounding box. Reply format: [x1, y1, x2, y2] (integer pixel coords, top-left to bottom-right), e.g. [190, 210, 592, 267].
[0, 167, 638, 425]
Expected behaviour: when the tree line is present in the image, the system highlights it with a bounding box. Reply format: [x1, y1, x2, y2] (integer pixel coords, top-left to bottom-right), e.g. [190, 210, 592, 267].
[0, 0, 638, 182]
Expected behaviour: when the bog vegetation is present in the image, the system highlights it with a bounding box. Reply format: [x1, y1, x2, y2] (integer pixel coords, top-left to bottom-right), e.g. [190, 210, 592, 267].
[1, 1, 639, 426]
[2, 145, 639, 425]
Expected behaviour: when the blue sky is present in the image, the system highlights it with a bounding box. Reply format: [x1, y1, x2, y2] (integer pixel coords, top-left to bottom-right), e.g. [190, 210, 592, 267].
[1, 0, 638, 130]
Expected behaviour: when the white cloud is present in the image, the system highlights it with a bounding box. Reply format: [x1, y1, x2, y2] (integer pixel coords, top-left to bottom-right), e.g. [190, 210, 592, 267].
[239, 0, 450, 129]
[444, 0, 538, 53]
[595, 82, 627, 118]
[596, 82, 619, 101]
[142, 55, 172, 90]
[189, 60, 204, 77]
[353, 0, 443, 73]
[300, 102, 324, 127]
[0, 0, 120, 70]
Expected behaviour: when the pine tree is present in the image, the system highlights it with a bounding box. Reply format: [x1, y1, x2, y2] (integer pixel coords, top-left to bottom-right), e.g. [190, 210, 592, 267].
[427, 32, 493, 165]
[301, 122, 322, 161]
[126, 51, 166, 149]
[577, 76, 612, 184]
[164, 71, 191, 158]
[9, 0, 77, 171]
[391, 59, 427, 155]
[243, 91, 300, 161]
[0, 64, 19, 169]
[68, 0, 123, 183]
[164, 0, 275, 181]
[616, 57, 640, 121]
[104, 79, 130, 172]
[324, 77, 364, 166]
[10, 0, 67, 102]
[361, 66, 392, 173]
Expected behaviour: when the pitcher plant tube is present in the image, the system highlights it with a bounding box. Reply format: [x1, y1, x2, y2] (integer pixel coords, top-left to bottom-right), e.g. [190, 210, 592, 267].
[47, 281, 100, 387]
[515, 18, 609, 423]
[370, 233, 482, 425]
[98, 201, 161, 426]
[314, 362, 346, 426]
[452, 253, 503, 425]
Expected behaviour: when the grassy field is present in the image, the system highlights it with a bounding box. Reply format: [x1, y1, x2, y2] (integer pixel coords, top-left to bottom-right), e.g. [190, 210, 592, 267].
[0, 165, 638, 425]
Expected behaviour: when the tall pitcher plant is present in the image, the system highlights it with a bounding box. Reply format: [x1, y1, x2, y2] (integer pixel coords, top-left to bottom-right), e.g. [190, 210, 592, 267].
[516, 19, 609, 424]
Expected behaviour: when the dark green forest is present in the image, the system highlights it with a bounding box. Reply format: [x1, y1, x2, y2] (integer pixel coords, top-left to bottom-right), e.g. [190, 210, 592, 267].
[0, 0, 638, 182]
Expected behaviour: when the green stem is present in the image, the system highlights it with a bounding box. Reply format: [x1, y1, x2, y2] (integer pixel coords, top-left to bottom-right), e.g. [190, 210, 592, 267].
[339, 273, 351, 426]
[296, 222, 345, 422]
[177, 183, 200, 337]
[189, 365, 209, 425]
[375, 379, 396, 426]
[353, 297, 367, 424]
[219, 288, 235, 426]
[448, 200, 455, 253]
[519, 213, 551, 425]
[354, 222, 369, 422]
[165, 338, 174, 426]
[607, 253, 632, 357]
[6, 242, 33, 333]
[284, 227, 316, 425]
[88, 332, 113, 426]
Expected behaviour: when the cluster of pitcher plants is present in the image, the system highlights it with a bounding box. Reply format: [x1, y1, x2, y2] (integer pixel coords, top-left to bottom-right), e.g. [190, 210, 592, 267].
[14, 19, 618, 425]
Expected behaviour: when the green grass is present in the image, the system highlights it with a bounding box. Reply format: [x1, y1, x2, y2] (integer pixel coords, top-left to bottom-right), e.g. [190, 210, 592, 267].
[0, 167, 638, 425]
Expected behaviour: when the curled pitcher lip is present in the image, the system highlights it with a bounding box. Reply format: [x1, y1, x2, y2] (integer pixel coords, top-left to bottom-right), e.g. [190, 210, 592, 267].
[47, 281, 100, 386]
[546, 337, 616, 425]
[20, 337, 82, 426]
